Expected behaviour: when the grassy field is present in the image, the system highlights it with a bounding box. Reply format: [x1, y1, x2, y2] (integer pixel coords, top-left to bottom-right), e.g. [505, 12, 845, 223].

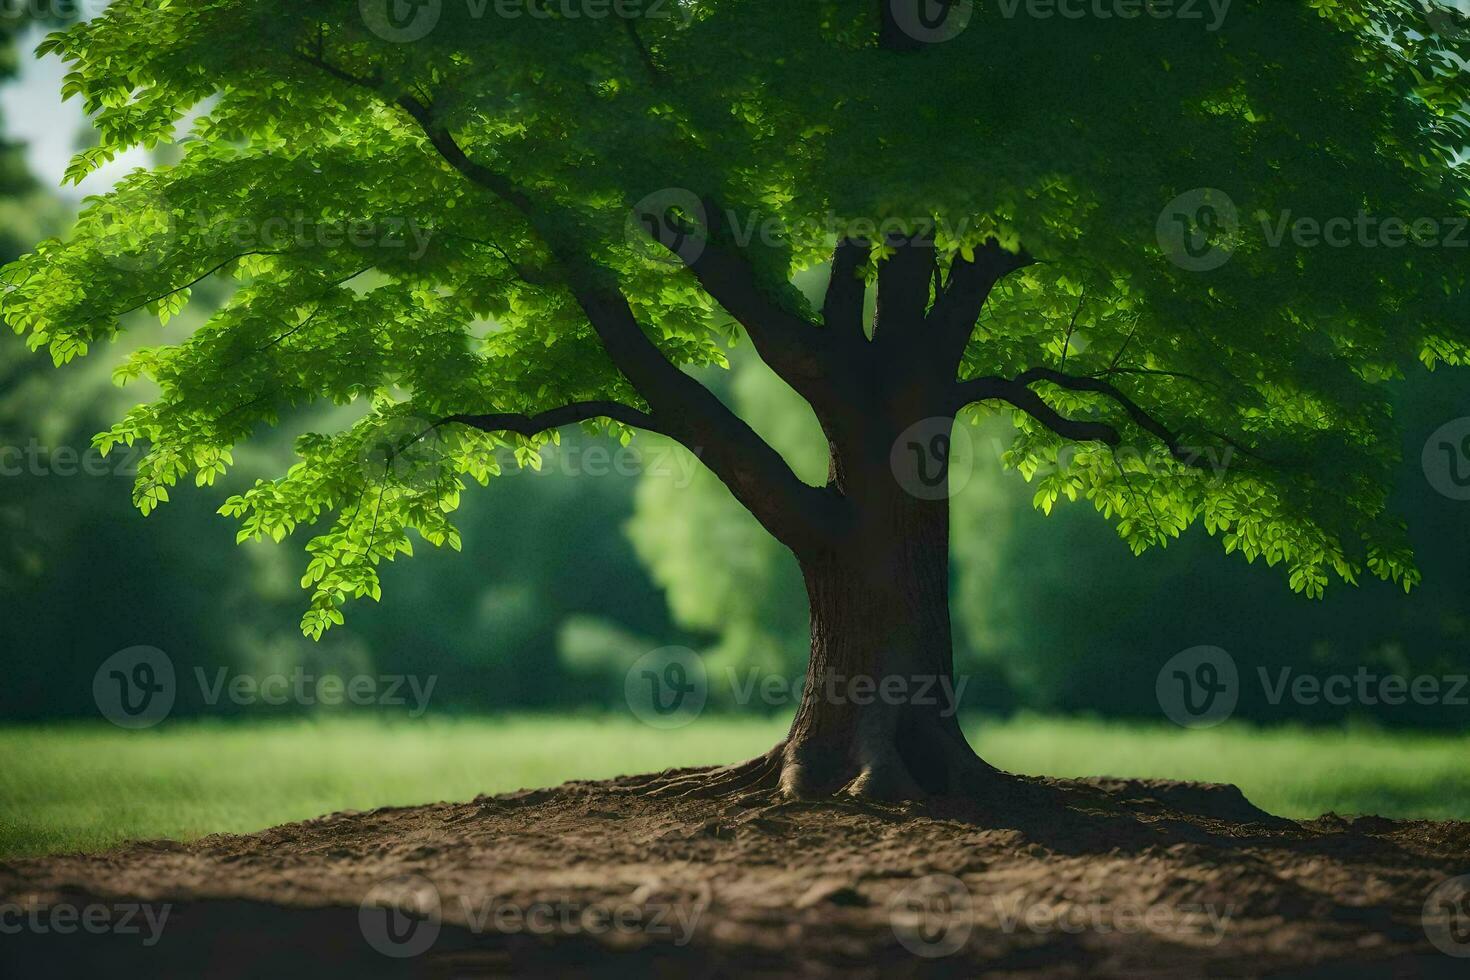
[3, 713, 1468, 859]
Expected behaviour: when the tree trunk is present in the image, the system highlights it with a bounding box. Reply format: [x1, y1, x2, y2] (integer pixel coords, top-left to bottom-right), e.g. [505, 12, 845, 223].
[775, 461, 999, 801]
[652, 385, 1018, 805]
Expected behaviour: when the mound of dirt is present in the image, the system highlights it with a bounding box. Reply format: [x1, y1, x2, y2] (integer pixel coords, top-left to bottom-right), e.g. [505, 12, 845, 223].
[3, 769, 1469, 978]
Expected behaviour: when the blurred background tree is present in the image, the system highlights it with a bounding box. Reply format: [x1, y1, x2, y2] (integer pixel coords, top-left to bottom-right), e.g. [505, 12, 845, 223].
[0, 12, 677, 720]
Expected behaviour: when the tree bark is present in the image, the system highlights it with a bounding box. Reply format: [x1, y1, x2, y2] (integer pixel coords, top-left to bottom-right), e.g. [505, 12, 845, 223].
[774, 416, 1000, 801]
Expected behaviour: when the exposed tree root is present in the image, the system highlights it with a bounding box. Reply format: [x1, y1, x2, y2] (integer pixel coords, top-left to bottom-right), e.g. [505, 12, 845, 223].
[624, 717, 1062, 816]
[639, 748, 785, 802]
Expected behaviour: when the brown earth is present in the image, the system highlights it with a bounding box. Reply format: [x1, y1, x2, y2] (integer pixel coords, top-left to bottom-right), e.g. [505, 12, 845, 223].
[3, 767, 1469, 978]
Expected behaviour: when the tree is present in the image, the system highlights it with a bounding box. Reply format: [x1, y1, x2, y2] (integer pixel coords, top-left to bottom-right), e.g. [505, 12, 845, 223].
[0, 1, 89, 581]
[4, 0, 1467, 802]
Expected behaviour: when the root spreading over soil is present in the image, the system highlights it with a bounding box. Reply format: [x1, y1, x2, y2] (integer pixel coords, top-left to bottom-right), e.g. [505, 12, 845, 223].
[3, 768, 1468, 978]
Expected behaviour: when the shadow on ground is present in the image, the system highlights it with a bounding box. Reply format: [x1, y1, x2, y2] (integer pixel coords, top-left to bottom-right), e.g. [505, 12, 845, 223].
[4, 769, 1469, 978]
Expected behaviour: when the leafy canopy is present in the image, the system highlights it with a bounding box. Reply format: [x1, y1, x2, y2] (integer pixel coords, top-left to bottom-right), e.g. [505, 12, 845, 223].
[3, 0, 1467, 636]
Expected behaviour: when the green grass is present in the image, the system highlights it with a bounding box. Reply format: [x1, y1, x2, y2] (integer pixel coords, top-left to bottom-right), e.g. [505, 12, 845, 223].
[2, 713, 1467, 859]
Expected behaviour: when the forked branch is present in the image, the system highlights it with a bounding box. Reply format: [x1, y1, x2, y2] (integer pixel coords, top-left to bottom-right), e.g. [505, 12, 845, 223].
[958, 367, 1258, 476]
[929, 240, 1035, 367]
[297, 50, 843, 550]
[955, 367, 1244, 471]
[1012, 367, 1217, 468]
[635, 198, 830, 387]
[821, 238, 871, 342]
[955, 374, 1120, 445]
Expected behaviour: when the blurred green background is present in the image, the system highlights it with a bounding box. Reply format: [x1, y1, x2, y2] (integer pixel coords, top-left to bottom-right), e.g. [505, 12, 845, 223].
[1, 17, 1468, 856]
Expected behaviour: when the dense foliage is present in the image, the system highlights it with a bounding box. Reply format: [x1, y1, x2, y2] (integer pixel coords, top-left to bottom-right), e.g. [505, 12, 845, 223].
[3, 0, 1466, 639]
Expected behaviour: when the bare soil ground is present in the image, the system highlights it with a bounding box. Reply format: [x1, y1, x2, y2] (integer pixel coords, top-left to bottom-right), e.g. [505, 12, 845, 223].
[2, 767, 1468, 978]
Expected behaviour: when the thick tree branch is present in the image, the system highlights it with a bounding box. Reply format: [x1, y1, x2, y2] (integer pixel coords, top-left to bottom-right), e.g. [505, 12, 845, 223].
[572, 288, 844, 548]
[296, 51, 843, 550]
[622, 19, 663, 84]
[822, 238, 871, 343]
[928, 239, 1034, 368]
[1012, 367, 1195, 463]
[1017, 367, 1277, 468]
[873, 232, 936, 349]
[636, 199, 829, 386]
[392, 96, 543, 220]
[954, 374, 1120, 445]
[445, 401, 661, 437]
[296, 50, 380, 90]
[956, 366, 1253, 471]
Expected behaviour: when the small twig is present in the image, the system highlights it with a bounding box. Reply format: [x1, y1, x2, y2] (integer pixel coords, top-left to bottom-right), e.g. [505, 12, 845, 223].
[1059, 287, 1085, 370]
